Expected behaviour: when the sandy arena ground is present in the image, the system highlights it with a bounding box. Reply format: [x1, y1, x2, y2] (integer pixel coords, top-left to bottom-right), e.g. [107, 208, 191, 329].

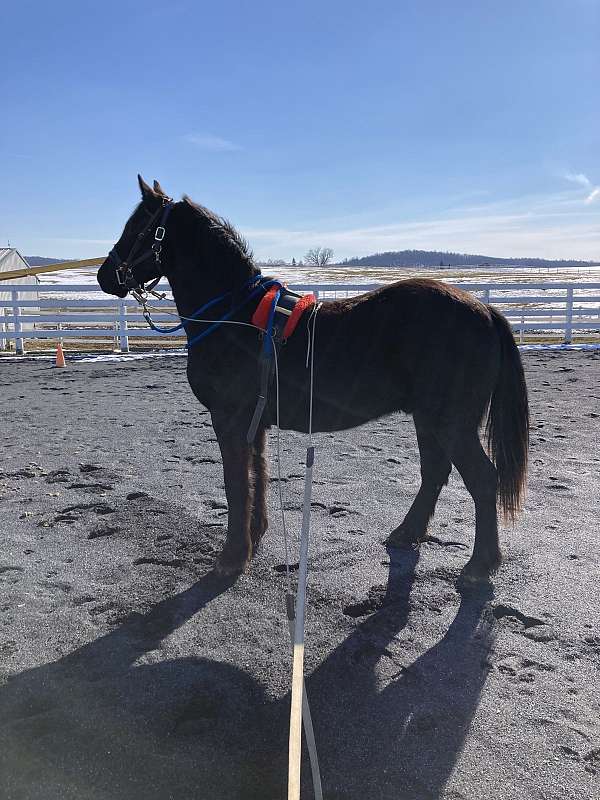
[0, 350, 599, 800]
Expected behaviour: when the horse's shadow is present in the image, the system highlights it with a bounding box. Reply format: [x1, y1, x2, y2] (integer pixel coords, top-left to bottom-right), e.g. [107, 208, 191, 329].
[0, 573, 273, 800]
[0, 550, 495, 800]
[304, 549, 495, 799]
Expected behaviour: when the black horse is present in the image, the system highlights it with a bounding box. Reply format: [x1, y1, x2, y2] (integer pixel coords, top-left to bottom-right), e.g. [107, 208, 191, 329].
[97, 176, 529, 583]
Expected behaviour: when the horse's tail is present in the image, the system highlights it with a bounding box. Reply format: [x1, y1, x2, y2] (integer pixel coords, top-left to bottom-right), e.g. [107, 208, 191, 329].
[485, 306, 530, 522]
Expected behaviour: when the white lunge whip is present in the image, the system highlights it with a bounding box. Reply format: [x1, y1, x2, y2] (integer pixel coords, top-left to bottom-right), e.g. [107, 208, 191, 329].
[288, 303, 322, 800]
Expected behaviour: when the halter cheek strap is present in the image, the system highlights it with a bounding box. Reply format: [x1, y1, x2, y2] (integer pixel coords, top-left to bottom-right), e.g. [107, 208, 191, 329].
[109, 199, 174, 289]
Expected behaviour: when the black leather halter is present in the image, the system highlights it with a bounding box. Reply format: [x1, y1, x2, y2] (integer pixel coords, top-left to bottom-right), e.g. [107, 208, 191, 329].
[107, 198, 174, 291]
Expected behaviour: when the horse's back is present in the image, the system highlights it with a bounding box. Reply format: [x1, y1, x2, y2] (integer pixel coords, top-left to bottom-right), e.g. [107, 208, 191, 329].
[276, 278, 501, 432]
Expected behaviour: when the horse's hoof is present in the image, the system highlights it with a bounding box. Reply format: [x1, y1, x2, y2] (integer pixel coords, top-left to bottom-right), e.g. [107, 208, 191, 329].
[456, 570, 488, 588]
[457, 558, 498, 590]
[214, 554, 251, 577]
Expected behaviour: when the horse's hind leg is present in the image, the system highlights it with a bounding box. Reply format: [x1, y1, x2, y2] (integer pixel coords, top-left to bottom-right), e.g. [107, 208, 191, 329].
[445, 428, 501, 582]
[387, 416, 451, 548]
[250, 426, 269, 554]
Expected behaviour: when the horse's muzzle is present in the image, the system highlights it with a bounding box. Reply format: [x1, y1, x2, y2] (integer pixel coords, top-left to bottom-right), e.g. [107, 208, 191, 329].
[97, 257, 129, 297]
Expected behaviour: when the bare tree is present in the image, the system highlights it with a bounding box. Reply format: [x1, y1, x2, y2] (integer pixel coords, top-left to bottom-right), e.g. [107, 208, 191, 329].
[304, 247, 334, 267]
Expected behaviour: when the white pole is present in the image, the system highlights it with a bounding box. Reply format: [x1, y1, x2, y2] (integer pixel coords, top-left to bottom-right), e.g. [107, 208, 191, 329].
[288, 445, 315, 800]
[564, 287, 574, 344]
[286, 605, 323, 800]
[118, 299, 129, 353]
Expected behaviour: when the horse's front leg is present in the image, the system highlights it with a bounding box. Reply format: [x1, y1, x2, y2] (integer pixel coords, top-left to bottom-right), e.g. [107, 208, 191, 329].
[250, 426, 269, 554]
[213, 425, 254, 576]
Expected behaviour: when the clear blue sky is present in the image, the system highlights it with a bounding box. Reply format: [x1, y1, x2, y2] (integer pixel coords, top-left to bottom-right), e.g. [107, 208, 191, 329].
[1, 0, 599, 261]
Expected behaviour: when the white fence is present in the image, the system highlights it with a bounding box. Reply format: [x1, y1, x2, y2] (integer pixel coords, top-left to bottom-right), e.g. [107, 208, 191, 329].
[1, 281, 600, 354]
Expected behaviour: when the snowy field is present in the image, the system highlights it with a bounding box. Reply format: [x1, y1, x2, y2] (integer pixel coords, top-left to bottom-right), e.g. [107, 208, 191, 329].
[38, 263, 600, 297]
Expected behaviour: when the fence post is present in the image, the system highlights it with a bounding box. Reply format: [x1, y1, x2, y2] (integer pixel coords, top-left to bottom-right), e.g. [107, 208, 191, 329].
[564, 287, 574, 344]
[12, 290, 25, 355]
[118, 299, 129, 353]
[0, 308, 6, 350]
[483, 288, 490, 304]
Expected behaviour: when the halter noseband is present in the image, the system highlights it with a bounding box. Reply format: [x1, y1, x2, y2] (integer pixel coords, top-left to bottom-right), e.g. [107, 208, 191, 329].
[107, 197, 174, 292]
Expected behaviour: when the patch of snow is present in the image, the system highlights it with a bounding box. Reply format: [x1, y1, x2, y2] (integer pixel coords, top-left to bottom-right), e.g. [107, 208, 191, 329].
[0, 349, 187, 363]
[518, 343, 600, 351]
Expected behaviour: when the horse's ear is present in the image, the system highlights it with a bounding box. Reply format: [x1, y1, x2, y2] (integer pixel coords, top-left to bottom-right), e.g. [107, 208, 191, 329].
[153, 179, 167, 196]
[137, 174, 153, 199]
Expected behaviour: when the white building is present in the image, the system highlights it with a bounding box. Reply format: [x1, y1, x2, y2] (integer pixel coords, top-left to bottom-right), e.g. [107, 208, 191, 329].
[0, 249, 40, 348]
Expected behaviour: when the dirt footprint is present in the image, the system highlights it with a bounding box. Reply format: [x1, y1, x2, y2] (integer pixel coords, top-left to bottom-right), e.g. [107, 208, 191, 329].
[492, 604, 556, 642]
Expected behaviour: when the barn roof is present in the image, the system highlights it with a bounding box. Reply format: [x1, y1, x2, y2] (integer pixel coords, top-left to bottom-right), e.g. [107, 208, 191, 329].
[0, 249, 39, 284]
[0, 248, 30, 267]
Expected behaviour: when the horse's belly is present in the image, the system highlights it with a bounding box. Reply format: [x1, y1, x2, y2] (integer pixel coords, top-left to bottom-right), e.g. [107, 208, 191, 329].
[273, 376, 411, 433]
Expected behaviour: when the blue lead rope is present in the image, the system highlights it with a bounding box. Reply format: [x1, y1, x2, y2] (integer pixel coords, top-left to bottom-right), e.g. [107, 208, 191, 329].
[186, 277, 281, 350]
[146, 290, 231, 335]
[145, 275, 281, 349]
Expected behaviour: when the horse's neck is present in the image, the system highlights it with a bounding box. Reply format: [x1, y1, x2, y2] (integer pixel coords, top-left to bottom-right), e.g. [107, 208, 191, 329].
[167, 260, 261, 322]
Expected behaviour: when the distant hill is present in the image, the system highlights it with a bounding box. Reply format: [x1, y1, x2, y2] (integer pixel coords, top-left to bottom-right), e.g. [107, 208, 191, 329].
[339, 250, 598, 268]
[25, 256, 69, 267]
[25, 252, 599, 271]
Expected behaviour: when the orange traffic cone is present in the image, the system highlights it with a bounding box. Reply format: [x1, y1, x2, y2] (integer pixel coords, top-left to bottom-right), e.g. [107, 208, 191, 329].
[55, 343, 66, 368]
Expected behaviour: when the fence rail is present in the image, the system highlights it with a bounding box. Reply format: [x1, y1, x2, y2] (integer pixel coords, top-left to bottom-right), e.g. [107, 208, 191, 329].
[1, 281, 600, 354]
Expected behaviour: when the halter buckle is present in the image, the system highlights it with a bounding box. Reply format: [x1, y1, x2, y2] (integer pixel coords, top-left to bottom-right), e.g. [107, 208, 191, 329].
[116, 265, 127, 286]
[152, 242, 162, 264]
[154, 226, 166, 242]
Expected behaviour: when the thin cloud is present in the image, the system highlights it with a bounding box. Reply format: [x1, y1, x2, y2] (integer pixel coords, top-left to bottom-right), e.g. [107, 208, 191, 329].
[563, 171, 591, 187]
[562, 171, 599, 205]
[183, 133, 242, 152]
[585, 187, 600, 204]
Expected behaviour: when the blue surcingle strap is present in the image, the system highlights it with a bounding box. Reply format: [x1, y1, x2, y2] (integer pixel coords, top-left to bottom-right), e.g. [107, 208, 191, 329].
[185, 275, 279, 349]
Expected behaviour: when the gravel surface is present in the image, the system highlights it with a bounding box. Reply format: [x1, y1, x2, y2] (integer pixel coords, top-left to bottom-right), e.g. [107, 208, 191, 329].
[0, 350, 599, 800]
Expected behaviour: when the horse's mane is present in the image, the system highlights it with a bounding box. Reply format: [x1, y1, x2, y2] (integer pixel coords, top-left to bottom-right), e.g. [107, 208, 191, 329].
[183, 196, 254, 264]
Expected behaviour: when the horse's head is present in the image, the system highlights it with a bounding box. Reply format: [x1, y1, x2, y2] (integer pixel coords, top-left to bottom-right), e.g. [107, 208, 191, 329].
[97, 176, 258, 300]
[97, 175, 175, 297]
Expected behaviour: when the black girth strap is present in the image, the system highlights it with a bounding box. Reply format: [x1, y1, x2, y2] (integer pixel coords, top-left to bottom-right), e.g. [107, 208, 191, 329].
[246, 287, 307, 443]
[270, 288, 305, 345]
